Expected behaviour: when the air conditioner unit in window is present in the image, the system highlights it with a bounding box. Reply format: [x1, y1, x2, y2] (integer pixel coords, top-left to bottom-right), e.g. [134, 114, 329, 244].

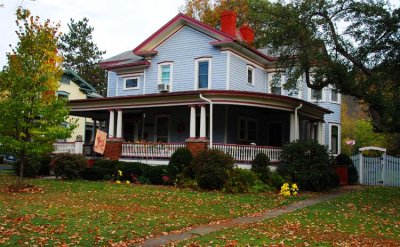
[158, 83, 170, 92]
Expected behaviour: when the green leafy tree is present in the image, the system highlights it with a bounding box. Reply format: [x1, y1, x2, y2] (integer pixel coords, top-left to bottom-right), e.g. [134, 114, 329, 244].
[58, 18, 107, 95]
[0, 8, 75, 183]
[248, 0, 400, 133]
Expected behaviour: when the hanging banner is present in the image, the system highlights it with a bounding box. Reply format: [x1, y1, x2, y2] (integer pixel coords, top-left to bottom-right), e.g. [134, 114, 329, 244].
[93, 129, 107, 154]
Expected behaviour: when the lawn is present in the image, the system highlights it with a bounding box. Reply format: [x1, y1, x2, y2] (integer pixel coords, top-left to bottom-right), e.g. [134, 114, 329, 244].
[0, 173, 306, 246]
[178, 186, 400, 246]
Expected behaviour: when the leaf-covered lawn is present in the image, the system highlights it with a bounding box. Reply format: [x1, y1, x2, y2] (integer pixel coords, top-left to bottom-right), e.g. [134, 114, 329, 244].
[179, 187, 400, 246]
[0, 174, 306, 246]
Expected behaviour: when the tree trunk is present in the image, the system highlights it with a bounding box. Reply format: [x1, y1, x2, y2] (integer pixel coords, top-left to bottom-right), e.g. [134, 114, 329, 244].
[18, 150, 25, 186]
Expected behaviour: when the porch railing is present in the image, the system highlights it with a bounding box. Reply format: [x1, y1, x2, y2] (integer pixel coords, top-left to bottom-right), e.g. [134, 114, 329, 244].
[53, 141, 83, 154]
[213, 143, 282, 163]
[121, 143, 186, 159]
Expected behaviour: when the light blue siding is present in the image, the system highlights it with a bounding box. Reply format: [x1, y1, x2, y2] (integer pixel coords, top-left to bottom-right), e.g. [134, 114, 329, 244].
[115, 74, 145, 96]
[144, 26, 226, 93]
[107, 71, 117, 97]
[229, 53, 267, 92]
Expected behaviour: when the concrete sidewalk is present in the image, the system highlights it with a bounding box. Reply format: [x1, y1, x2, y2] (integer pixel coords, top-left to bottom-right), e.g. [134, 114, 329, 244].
[137, 187, 361, 247]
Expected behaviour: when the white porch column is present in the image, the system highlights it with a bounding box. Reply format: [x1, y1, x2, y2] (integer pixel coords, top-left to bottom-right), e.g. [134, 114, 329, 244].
[317, 122, 325, 144]
[108, 110, 115, 138]
[91, 120, 97, 142]
[294, 112, 300, 140]
[116, 109, 123, 139]
[190, 105, 196, 139]
[290, 114, 295, 142]
[200, 105, 206, 139]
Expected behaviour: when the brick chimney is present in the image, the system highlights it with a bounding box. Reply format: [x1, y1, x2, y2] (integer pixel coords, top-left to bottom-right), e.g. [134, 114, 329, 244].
[240, 24, 255, 46]
[220, 11, 237, 37]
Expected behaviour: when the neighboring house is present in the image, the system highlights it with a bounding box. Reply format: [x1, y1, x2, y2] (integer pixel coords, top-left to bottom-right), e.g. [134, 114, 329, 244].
[67, 11, 341, 162]
[58, 69, 102, 143]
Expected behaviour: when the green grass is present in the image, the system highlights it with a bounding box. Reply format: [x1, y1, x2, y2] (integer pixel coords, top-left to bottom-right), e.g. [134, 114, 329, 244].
[179, 187, 400, 246]
[0, 174, 307, 246]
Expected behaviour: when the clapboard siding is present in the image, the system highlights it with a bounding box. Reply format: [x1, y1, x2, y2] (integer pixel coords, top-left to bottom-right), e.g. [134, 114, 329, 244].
[229, 53, 267, 92]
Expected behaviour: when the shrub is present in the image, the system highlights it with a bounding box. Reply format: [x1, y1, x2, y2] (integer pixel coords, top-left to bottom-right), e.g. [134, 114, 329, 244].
[268, 171, 285, 191]
[192, 149, 234, 190]
[14, 157, 41, 178]
[224, 168, 260, 193]
[142, 165, 168, 185]
[116, 162, 148, 181]
[251, 153, 272, 183]
[38, 155, 52, 176]
[80, 166, 109, 181]
[335, 153, 358, 184]
[53, 153, 87, 179]
[277, 140, 338, 191]
[168, 147, 193, 179]
[94, 159, 118, 174]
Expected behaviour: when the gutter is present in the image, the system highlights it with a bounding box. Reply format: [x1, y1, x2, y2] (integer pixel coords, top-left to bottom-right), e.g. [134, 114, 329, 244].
[199, 94, 213, 148]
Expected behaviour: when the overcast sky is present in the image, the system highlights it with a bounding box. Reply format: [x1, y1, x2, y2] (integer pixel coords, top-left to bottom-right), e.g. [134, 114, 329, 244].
[0, 0, 185, 68]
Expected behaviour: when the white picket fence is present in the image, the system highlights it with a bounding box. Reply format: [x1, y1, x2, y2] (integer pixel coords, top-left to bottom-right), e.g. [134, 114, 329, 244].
[351, 147, 400, 187]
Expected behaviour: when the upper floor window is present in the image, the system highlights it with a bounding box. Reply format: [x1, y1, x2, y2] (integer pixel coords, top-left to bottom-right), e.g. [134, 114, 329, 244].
[56, 91, 69, 101]
[247, 65, 255, 85]
[310, 88, 322, 101]
[195, 58, 211, 89]
[158, 62, 173, 85]
[330, 87, 340, 103]
[124, 77, 139, 90]
[269, 73, 282, 95]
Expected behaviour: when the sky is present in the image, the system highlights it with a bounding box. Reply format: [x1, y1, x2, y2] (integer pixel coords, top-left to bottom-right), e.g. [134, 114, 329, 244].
[0, 0, 185, 68]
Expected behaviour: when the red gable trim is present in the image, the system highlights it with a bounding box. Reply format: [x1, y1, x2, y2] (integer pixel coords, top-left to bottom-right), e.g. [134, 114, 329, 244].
[100, 61, 150, 70]
[133, 13, 234, 54]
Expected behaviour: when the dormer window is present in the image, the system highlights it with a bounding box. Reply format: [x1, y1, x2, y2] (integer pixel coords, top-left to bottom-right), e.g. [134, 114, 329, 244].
[247, 65, 255, 85]
[124, 77, 139, 90]
[195, 58, 212, 89]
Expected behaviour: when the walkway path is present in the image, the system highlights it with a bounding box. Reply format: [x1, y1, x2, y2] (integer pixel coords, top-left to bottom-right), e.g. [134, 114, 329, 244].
[137, 186, 361, 247]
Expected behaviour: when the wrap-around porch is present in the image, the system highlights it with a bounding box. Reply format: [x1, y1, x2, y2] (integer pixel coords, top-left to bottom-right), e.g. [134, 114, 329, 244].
[61, 90, 331, 163]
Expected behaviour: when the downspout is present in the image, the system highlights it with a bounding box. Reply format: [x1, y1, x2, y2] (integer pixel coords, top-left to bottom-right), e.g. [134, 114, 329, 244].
[199, 94, 213, 148]
[294, 103, 303, 140]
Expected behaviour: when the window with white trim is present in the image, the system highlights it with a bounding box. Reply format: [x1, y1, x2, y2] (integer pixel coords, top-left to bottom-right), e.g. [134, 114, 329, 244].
[123, 77, 139, 90]
[195, 58, 211, 89]
[330, 88, 340, 103]
[247, 65, 255, 85]
[56, 91, 69, 101]
[238, 117, 257, 143]
[310, 88, 322, 101]
[329, 124, 340, 155]
[158, 62, 172, 85]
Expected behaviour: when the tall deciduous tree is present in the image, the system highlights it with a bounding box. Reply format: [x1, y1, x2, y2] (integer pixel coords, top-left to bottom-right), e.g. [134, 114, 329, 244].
[181, 0, 250, 28]
[58, 18, 107, 95]
[0, 8, 75, 182]
[248, 0, 400, 133]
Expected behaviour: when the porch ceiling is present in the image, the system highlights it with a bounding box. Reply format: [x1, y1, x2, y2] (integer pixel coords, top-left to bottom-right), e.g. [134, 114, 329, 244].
[68, 90, 331, 120]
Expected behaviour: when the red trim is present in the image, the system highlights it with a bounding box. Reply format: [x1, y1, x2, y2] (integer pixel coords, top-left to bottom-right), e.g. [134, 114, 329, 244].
[122, 142, 185, 145]
[69, 90, 332, 114]
[100, 61, 150, 70]
[133, 13, 233, 54]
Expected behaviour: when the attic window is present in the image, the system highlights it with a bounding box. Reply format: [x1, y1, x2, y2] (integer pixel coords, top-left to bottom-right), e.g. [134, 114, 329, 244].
[124, 77, 139, 90]
[247, 65, 255, 85]
[60, 75, 70, 84]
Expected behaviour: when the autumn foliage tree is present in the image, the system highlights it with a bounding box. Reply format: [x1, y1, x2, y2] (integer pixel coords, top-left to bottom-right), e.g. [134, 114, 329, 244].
[0, 8, 75, 183]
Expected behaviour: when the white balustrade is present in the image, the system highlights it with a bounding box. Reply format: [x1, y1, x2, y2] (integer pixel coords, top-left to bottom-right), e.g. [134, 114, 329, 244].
[122, 143, 186, 158]
[213, 144, 282, 163]
[53, 142, 76, 154]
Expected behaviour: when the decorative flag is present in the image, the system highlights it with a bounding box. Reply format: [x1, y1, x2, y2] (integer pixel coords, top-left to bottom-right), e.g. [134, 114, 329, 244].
[93, 129, 107, 154]
[345, 139, 356, 146]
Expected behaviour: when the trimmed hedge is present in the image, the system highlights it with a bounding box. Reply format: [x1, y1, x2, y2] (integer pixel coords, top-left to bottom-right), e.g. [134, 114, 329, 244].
[168, 147, 193, 179]
[53, 153, 87, 179]
[251, 153, 271, 183]
[192, 149, 234, 190]
[335, 153, 359, 184]
[277, 140, 339, 191]
[14, 158, 41, 178]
